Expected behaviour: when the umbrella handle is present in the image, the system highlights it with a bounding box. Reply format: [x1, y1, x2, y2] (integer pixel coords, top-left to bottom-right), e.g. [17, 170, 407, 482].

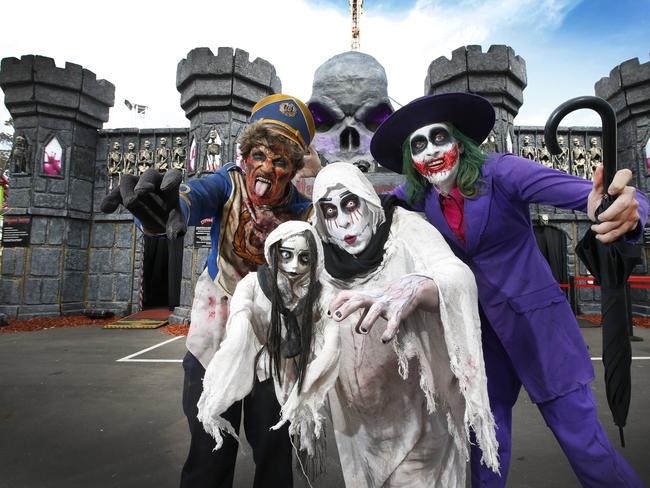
[544, 96, 617, 191]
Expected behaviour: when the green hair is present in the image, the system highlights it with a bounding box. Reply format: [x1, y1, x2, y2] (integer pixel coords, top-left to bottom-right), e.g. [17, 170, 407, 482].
[402, 125, 487, 205]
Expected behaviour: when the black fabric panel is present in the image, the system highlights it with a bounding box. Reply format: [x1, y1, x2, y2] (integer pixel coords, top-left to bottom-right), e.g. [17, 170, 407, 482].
[143, 235, 170, 308]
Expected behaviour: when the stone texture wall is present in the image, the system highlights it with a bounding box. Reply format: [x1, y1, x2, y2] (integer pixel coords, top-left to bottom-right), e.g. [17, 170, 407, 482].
[0, 55, 114, 318]
[176, 47, 281, 171]
[2, 48, 649, 319]
[595, 56, 650, 314]
[167, 48, 282, 324]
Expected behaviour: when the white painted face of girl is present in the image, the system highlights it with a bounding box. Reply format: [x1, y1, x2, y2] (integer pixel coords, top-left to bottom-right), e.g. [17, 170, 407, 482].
[319, 188, 373, 255]
[409, 122, 462, 195]
[278, 235, 311, 281]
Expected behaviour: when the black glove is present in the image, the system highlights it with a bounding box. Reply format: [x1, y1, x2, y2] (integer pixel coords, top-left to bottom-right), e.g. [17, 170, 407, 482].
[100, 169, 187, 239]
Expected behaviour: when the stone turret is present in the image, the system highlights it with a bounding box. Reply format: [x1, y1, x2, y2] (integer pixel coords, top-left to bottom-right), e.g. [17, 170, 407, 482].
[596, 56, 650, 315]
[0, 55, 114, 318]
[176, 47, 281, 169]
[595, 56, 650, 193]
[425, 45, 527, 152]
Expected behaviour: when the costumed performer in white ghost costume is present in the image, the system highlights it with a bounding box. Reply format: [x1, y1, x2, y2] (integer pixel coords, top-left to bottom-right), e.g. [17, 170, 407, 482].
[311, 163, 498, 487]
[197, 221, 341, 466]
[198, 163, 499, 487]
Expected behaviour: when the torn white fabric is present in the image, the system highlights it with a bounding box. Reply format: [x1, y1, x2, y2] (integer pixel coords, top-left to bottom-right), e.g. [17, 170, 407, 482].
[311, 163, 499, 487]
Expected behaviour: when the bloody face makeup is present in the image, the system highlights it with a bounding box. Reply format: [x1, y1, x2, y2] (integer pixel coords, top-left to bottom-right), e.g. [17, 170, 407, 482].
[278, 234, 312, 282]
[409, 122, 461, 195]
[244, 144, 295, 206]
[319, 187, 373, 255]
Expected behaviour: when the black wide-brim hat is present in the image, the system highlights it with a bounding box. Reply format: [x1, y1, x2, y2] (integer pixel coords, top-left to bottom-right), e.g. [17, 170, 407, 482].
[370, 92, 495, 174]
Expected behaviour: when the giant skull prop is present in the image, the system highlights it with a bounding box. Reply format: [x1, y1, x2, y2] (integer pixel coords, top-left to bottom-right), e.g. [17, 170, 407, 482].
[308, 52, 393, 172]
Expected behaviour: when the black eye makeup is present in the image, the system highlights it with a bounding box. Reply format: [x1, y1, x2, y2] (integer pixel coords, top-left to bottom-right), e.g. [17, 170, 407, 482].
[340, 193, 360, 213]
[320, 203, 338, 219]
[273, 158, 288, 169]
[252, 150, 266, 161]
[429, 128, 450, 145]
[410, 135, 428, 155]
[298, 252, 311, 264]
[279, 249, 293, 260]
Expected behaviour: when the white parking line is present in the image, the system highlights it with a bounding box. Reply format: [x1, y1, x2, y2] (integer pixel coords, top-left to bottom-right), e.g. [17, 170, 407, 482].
[116, 336, 184, 363]
[591, 357, 650, 361]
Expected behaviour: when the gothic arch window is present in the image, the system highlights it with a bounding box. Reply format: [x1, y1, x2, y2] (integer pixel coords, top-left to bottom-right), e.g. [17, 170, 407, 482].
[188, 136, 197, 175]
[643, 131, 650, 176]
[42, 135, 64, 177]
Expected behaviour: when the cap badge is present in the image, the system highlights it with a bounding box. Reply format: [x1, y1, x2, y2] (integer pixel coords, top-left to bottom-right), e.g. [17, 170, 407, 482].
[279, 102, 298, 118]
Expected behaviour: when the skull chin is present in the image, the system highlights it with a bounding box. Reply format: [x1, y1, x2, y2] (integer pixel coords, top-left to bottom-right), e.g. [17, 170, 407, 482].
[254, 176, 272, 197]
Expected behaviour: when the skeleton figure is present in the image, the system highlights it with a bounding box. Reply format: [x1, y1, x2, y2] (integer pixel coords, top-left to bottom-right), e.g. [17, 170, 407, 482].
[571, 137, 587, 178]
[205, 129, 222, 172]
[10, 135, 29, 174]
[307, 51, 393, 172]
[538, 140, 553, 168]
[520, 135, 536, 160]
[156, 137, 171, 172]
[123, 142, 137, 175]
[138, 139, 154, 174]
[554, 135, 569, 173]
[587, 137, 602, 180]
[480, 131, 497, 153]
[172, 137, 187, 172]
[107, 141, 123, 190]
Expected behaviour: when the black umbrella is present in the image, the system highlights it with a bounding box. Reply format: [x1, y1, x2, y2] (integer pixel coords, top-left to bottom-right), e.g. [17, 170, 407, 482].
[544, 96, 642, 447]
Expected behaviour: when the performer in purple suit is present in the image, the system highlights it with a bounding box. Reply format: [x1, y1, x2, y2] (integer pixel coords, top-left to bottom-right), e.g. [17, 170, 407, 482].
[346, 93, 646, 487]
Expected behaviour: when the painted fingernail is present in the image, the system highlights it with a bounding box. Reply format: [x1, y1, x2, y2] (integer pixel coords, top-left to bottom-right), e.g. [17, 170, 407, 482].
[360, 327, 368, 334]
[381, 337, 389, 344]
[335, 311, 342, 319]
[326, 310, 331, 317]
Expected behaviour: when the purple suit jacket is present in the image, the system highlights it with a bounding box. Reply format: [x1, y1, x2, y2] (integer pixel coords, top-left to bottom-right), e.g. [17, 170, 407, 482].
[395, 153, 649, 402]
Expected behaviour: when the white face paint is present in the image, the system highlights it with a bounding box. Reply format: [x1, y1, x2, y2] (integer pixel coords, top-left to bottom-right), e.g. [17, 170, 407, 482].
[409, 122, 462, 195]
[319, 187, 373, 255]
[278, 235, 311, 282]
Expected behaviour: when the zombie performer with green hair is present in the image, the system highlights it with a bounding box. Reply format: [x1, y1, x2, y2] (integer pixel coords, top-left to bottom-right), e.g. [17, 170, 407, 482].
[353, 92, 647, 487]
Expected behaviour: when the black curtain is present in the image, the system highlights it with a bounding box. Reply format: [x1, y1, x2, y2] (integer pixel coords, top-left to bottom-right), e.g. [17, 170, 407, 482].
[143, 236, 183, 309]
[534, 225, 569, 290]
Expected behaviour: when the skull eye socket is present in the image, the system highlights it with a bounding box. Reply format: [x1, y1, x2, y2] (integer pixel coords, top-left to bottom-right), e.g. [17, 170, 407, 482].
[362, 103, 393, 132]
[410, 135, 428, 155]
[309, 103, 338, 133]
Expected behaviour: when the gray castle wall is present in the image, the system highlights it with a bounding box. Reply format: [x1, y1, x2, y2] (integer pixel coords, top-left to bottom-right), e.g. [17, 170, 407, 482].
[1, 48, 649, 319]
[0, 55, 114, 318]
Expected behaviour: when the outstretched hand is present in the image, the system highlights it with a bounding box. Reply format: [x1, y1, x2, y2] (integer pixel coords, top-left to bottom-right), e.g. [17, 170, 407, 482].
[328, 275, 439, 343]
[100, 168, 186, 239]
[296, 143, 322, 178]
[587, 165, 640, 243]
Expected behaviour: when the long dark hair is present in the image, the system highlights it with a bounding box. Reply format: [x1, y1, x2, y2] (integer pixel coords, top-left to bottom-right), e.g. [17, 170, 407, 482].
[259, 230, 321, 392]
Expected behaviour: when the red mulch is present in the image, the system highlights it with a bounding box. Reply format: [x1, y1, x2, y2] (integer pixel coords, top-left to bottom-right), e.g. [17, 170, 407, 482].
[0, 315, 121, 333]
[160, 323, 190, 336]
[578, 314, 650, 329]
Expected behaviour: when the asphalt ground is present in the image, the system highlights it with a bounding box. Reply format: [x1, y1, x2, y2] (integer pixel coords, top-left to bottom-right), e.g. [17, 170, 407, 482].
[1, 321, 649, 488]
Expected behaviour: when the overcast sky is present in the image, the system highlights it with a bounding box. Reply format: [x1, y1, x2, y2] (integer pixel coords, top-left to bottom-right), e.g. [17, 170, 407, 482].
[0, 0, 648, 133]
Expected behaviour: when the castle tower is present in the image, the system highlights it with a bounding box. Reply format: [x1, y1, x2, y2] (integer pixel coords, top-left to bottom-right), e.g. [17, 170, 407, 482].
[0, 55, 114, 318]
[425, 45, 527, 152]
[176, 47, 281, 171]
[595, 56, 650, 194]
[595, 56, 650, 315]
[171, 47, 281, 323]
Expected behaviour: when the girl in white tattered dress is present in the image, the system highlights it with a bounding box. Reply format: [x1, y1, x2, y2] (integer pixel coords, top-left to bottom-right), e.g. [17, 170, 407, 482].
[198, 164, 499, 487]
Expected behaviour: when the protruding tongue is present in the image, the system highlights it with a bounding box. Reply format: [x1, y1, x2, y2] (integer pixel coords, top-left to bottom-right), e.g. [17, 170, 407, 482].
[254, 180, 270, 197]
